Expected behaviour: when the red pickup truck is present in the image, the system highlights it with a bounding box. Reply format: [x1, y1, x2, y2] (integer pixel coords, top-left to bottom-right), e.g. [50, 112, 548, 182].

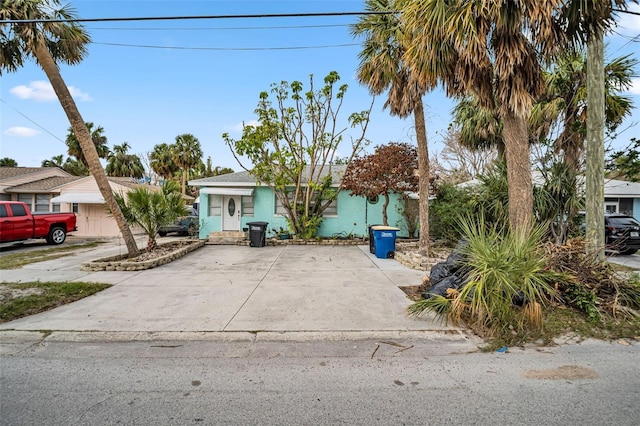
[0, 201, 77, 245]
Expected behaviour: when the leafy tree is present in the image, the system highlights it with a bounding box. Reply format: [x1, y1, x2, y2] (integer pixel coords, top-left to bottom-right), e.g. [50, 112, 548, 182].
[351, 0, 433, 256]
[150, 143, 179, 182]
[438, 127, 498, 181]
[65, 122, 110, 168]
[172, 134, 203, 195]
[342, 142, 418, 226]
[112, 181, 188, 251]
[0, 0, 139, 256]
[606, 138, 640, 182]
[224, 71, 373, 239]
[106, 142, 144, 179]
[0, 157, 18, 167]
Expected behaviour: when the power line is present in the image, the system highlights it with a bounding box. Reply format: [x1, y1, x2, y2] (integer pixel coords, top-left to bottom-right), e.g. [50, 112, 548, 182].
[2, 11, 393, 24]
[0, 98, 64, 143]
[91, 41, 359, 51]
[87, 23, 350, 31]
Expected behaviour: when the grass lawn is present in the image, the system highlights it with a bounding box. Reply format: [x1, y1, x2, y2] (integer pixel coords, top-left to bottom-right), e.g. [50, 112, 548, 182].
[0, 242, 102, 269]
[0, 281, 111, 323]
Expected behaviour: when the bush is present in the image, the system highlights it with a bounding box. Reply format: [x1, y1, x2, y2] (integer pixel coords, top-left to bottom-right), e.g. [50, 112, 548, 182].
[408, 217, 568, 344]
[429, 183, 475, 243]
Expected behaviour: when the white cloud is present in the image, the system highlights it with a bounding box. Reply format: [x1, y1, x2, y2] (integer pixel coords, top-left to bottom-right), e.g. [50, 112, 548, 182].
[616, 5, 640, 34]
[629, 78, 640, 96]
[9, 80, 91, 102]
[4, 127, 40, 137]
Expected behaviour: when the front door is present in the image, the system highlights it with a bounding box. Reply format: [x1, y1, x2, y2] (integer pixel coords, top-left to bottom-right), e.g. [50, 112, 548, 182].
[222, 196, 241, 231]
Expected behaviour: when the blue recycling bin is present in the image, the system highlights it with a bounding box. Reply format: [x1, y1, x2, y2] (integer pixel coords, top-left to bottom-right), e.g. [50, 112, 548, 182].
[371, 226, 400, 259]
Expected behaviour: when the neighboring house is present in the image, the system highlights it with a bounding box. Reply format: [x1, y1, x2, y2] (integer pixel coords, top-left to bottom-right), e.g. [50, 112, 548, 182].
[458, 174, 640, 220]
[604, 179, 640, 218]
[1, 167, 154, 237]
[189, 165, 410, 239]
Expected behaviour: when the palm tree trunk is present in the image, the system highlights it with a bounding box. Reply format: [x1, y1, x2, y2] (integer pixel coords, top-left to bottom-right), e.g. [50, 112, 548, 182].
[414, 98, 431, 257]
[585, 30, 605, 261]
[34, 41, 140, 257]
[502, 113, 533, 233]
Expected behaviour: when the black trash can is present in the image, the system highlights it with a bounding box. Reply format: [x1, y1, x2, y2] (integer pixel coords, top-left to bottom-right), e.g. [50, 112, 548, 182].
[247, 221, 269, 247]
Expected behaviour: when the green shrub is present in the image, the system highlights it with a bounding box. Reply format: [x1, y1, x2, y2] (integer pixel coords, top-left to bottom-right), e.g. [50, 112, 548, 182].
[408, 217, 569, 344]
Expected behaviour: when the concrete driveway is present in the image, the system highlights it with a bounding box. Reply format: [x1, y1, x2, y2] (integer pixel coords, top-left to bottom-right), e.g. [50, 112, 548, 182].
[0, 243, 453, 335]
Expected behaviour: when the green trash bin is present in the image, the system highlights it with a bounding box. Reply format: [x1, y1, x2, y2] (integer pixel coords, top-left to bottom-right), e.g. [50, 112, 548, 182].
[371, 226, 400, 259]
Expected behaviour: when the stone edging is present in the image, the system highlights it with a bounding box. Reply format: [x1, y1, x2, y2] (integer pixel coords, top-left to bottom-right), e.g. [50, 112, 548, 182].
[237, 238, 366, 246]
[80, 240, 205, 272]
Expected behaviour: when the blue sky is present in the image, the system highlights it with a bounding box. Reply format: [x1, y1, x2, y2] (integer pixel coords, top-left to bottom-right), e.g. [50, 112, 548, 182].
[1, 0, 639, 172]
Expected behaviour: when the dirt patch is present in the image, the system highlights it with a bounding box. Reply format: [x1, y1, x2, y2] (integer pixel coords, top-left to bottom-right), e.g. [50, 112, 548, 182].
[523, 365, 599, 380]
[0, 286, 44, 303]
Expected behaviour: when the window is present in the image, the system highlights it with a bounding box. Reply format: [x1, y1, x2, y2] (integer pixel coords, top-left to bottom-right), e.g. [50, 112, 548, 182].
[274, 192, 338, 216]
[34, 194, 50, 212]
[208, 194, 222, 216]
[241, 196, 254, 217]
[0, 194, 10, 201]
[11, 203, 27, 217]
[17, 194, 33, 210]
[72, 203, 79, 213]
[368, 195, 379, 204]
[0, 205, 6, 218]
[52, 203, 61, 213]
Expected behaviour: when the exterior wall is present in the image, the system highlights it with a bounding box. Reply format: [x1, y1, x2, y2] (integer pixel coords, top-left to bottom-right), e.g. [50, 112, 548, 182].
[197, 186, 410, 238]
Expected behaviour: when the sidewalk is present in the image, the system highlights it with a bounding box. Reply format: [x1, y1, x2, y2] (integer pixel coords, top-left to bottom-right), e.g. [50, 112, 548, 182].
[0, 242, 461, 340]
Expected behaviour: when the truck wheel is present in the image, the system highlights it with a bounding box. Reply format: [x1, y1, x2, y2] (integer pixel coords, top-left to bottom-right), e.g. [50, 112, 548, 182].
[47, 226, 66, 245]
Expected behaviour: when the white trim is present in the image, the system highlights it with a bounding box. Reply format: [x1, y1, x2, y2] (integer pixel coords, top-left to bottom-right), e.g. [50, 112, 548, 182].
[50, 192, 105, 204]
[199, 187, 254, 196]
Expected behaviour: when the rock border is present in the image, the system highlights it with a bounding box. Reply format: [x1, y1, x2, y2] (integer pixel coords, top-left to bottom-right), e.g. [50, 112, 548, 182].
[80, 240, 205, 272]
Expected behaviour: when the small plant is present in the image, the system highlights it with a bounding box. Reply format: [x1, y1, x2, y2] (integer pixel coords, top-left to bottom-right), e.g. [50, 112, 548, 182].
[271, 227, 290, 240]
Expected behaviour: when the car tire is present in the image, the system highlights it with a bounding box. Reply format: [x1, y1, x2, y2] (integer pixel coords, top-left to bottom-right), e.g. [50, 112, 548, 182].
[620, 249, 638, 255]
[158, 231, 167, 237]
[46, 226, 66, 245]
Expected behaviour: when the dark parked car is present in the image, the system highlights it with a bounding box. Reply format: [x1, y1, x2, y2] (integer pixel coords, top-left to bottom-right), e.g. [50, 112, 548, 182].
[604, 214, 640, 255]
[158, 207, 199, 237]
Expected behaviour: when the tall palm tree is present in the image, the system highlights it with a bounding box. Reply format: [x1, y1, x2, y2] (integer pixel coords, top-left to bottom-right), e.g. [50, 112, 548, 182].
[401, 0, 571, 233]
[65, 122, 109, 167]
[0, 0, 139, 256]
[106, 142, 145, 179]
[150, 142, 179, 182]
[351, 0, 434, 256]
[173, 134, 203, 195]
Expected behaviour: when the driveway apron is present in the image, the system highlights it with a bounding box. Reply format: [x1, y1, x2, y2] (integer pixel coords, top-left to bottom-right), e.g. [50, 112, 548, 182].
[0, 244, 450, 333]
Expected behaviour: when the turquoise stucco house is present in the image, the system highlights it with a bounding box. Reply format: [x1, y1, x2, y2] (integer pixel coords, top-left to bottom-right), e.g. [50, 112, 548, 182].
[188, 165, 410, 240]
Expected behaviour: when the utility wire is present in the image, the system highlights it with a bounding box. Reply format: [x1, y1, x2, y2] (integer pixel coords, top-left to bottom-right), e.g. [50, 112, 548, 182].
[0, 98, 64, 143]
[87, 23, 350, 31]
[2, 11, 393, 24]
[91, 41, 359, 51]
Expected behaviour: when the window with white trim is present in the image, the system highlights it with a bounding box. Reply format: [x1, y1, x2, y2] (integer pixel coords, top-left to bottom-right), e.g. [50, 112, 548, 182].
[241, 196, 254, 217]
[17, 193, 33, 210]
[34, 194, 51, 212]
[208, 194, 222, 216]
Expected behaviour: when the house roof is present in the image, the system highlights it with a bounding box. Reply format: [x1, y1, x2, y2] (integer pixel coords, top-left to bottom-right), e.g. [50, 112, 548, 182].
[189, 165, 347, 187]
[3, 176, 81, 193]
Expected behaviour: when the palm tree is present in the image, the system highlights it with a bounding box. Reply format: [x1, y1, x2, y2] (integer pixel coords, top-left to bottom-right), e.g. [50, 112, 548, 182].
[41, 154, 64, 168]
[0, 157, 18, 167]
[150, 143, 179, 182]
[113, 182, 188, 251]
[106, 142, 145, 179]
[401, 0, 571, 233]
[65, 122, 110, 167]
[351, 0, 433, 256]
[173, 134, 203, 195]
[531, 50, 636, 173]
[1, 0, 139, 256]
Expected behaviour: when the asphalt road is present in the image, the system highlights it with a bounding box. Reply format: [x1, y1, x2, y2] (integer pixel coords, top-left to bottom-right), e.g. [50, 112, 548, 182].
[1, 336, 638, 425]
